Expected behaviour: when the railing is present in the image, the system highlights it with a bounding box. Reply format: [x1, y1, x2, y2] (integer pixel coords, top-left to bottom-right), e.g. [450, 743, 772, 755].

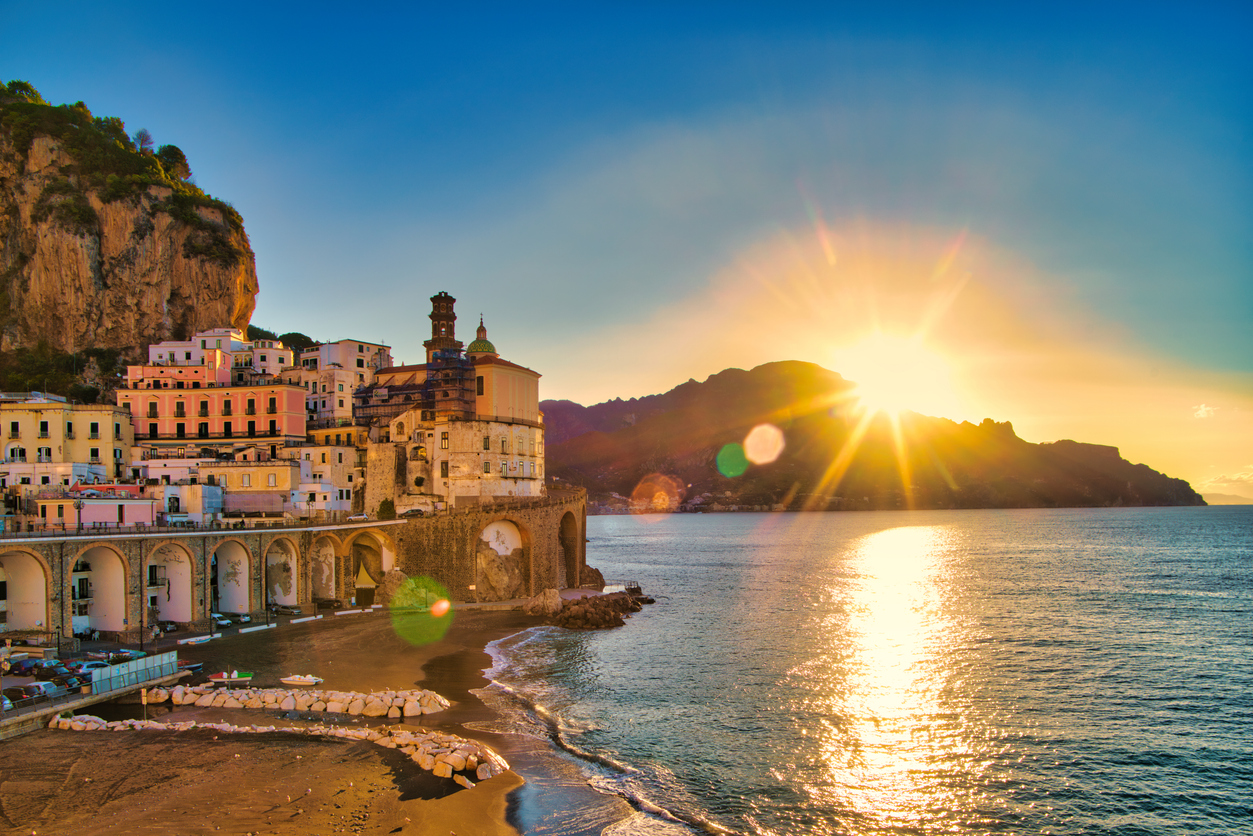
[91, 651, 178, 695]
[89, 432, 100, 439]
[38, 431, 49, 438]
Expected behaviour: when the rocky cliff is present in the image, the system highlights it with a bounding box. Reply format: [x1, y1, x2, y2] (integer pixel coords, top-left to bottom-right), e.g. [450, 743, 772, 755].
[0, 84, 257, 355]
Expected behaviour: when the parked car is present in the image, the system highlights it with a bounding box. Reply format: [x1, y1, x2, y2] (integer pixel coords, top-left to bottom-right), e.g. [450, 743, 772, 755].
[314, 597, 344, 611]
[6, 657, 44, 677]
[2, 685, 48, 708]
[1, 694, 12, 712]
[67, 660, 111, 677]
[347, 513, 369, 521]
[269, 603, 302, 616]
[157, 621, 180, 633]
[34, 665, 86, 687]
[210, 614, 233, 629]
[37, 676, 77, 697]
[232, 613, 252, 624]
[399, 508, 425, 518]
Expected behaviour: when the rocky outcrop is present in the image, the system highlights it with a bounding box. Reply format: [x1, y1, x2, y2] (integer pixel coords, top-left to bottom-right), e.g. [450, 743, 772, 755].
[553, 592, 642, 630]
[0, 127, 257, 354]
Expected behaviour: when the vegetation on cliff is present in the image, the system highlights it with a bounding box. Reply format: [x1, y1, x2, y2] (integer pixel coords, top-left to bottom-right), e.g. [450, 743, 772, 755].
[543, 361, 1206, 511]
[0, 80, 245, 266]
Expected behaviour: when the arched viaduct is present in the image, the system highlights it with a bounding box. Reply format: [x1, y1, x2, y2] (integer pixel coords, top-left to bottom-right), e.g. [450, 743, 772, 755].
[0, 489, 586, 642]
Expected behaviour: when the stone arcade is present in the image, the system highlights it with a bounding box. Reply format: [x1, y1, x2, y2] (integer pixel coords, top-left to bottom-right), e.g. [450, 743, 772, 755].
[0, 487, 586, 641]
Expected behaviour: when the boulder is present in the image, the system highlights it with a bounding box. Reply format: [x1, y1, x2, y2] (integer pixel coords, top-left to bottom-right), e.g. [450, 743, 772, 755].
[522, 588, 564, 617]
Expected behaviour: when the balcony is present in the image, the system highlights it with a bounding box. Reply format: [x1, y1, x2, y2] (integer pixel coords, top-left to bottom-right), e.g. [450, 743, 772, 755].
[65, 430, 75, 439]
[6, 431, 17, 439]
[37, 454, 52, 463]
[38, 431, 49, 439]
[198, 408, 210, 417]
[72, 583, 94, 600]
[89, 456, 102, 464]
[89, 432, 100, 439]
[245, 407, 257, 415]
[266, 407, 277, 414]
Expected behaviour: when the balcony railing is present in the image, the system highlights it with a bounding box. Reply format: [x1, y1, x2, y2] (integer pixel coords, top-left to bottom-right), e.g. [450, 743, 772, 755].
[266, 407, 277, 414]
[245, 407, 256, 415]
[89, 432, 100, 439]
[65, 430, 75, 439]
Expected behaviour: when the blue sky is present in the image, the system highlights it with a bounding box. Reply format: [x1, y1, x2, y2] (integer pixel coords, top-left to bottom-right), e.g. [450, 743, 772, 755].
[3, 3, 1251, 493]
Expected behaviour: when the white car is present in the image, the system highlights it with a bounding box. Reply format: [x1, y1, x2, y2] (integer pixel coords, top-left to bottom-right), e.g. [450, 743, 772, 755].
[232, 613, 251, 624]
[210, 613, 233, 629]
[347, 513, 369, 521]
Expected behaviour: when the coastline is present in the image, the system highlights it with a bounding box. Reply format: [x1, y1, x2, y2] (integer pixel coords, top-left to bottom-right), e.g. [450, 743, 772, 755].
[0, 608, 634, 835]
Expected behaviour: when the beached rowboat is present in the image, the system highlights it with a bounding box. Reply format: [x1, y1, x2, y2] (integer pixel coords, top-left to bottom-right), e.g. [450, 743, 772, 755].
[207, 670, 253, 685]
[280, 674, 324, 687]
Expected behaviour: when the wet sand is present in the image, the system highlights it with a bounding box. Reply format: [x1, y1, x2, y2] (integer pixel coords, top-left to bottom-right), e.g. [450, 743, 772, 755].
[0, 609, 633, 835]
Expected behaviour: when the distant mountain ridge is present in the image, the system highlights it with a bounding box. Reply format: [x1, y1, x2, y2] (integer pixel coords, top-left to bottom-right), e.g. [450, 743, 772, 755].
[542, 361, 1205, 511]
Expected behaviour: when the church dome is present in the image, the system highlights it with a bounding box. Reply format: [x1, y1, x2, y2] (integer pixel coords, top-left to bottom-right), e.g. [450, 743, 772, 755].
[467, 317, 497, 356]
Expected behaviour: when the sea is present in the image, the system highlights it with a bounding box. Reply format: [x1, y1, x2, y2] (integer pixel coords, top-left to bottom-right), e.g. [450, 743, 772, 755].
[475, 507, 1252, 836]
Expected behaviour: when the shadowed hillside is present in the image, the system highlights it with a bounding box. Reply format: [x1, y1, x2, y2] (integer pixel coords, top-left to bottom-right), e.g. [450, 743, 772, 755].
[542, 361, 1205, 511]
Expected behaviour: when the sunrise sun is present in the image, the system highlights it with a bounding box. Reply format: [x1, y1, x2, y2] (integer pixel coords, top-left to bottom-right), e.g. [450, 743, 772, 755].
[835, 333, 959, 419]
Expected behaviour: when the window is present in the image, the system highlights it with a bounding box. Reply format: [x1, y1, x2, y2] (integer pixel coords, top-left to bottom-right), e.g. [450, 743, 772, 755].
[185, 351, 192, 360]
[278, 356, 286, 365]
[8, 421, 17, 438]
[267, 397, 276, 414]
[90, 447, 100, 461]
[114, 422, 121, 439]
[321, 452, 326, 463]
[66, 421, 74, 437]
[440, 461, 449, 478]
[248, 420, 256, 437]
[198, 422, 208, 438]
[356, 358, 364, 368]
[337, 452, 343, 463]
[358, 344, 364, 352]
[338, 383, 343, 392]
[321, 399, 326, 409]
[242, 474, 251, 487]
[199, 400, 209, 416]
[440, 432, 449, 449]
[477, 376, 484, 396]
[305, 453, 311, 461]
[223, 421, 232, 437]
[267, 473, 276, 486]
[39, 420, 49, 437]
[222, 400, 232, 416]
[174, 402, 185, 417]
[37, 446, 51, 461]
[338, 399, 344, 408]
[500, 461, 507, 476]
[40, 504, 46, 518]
[175, 423, 185, 438]
[501, 438, 508, 453]
[260, 354, 267, 363]
[482, 436, 490, 451]
[148, 422, 158, 437]
[41, 476, 49, 485]
[114, 448, 122, 460]
[57, 504, 64, 518]
[484, 460, 491, 474]
[201, 340, 207, 349]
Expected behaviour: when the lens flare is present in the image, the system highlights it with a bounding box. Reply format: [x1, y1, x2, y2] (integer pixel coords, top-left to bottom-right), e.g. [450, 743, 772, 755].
[744, 423, 785, 465]
[630, 472, 686, 513]
[389, 576, 454, 646]
[717, 443, 749, 477]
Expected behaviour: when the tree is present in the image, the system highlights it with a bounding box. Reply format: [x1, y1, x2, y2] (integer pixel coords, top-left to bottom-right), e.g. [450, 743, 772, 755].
[247, 324, 279, 342]
[278, 331, 316, 351]
[156, 144, 191, 180]
[4, 80, 45, 104]
[133, 128, 154, 154]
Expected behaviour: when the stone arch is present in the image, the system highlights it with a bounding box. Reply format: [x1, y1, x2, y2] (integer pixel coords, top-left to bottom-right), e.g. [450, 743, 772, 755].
[73, 543, 129, 633]
[0, 548, 50, 632]
[475, 518, 532, 602]
[264, 537, 299, 607]
[559, 511, 580, 590]
[310, 534, 339, 600]
[346, 530, 394, 607]
[211, 539, 252, 616]
[146, 542, 194, 625]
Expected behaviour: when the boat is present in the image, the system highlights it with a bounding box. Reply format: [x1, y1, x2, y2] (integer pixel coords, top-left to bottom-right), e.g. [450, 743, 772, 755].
[280, 674, 324, 687]
[182, 636, 212, 645]
[177, 660, 203, 673]
[207, 670, 253, 685]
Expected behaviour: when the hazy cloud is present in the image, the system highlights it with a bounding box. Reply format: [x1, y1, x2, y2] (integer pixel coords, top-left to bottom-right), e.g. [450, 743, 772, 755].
[1194, 404, 1217, 419]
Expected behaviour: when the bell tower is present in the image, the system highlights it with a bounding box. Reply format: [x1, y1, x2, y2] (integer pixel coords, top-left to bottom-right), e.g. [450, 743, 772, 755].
[424, 291, 464, 362]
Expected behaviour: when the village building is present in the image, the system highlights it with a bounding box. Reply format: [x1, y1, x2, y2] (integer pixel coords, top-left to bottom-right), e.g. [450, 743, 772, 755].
[364, 293, 545, 514]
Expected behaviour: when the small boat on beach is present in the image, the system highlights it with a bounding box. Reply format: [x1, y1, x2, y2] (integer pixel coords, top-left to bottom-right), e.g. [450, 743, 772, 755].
[177, 660, 203, 673]
[207, 670, 253, 685]
[280, 674, 324, 687]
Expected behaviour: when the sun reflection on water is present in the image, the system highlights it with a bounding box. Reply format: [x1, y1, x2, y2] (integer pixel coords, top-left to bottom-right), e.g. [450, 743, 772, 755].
[786, 524, 991, 834]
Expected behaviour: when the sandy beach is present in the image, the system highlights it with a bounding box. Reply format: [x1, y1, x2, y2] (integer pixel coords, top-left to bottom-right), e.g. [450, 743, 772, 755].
[0, 609, 632, 836]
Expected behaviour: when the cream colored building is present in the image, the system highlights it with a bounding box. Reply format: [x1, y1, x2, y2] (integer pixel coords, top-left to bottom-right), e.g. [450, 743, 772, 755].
[0, 394, 134, 490]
